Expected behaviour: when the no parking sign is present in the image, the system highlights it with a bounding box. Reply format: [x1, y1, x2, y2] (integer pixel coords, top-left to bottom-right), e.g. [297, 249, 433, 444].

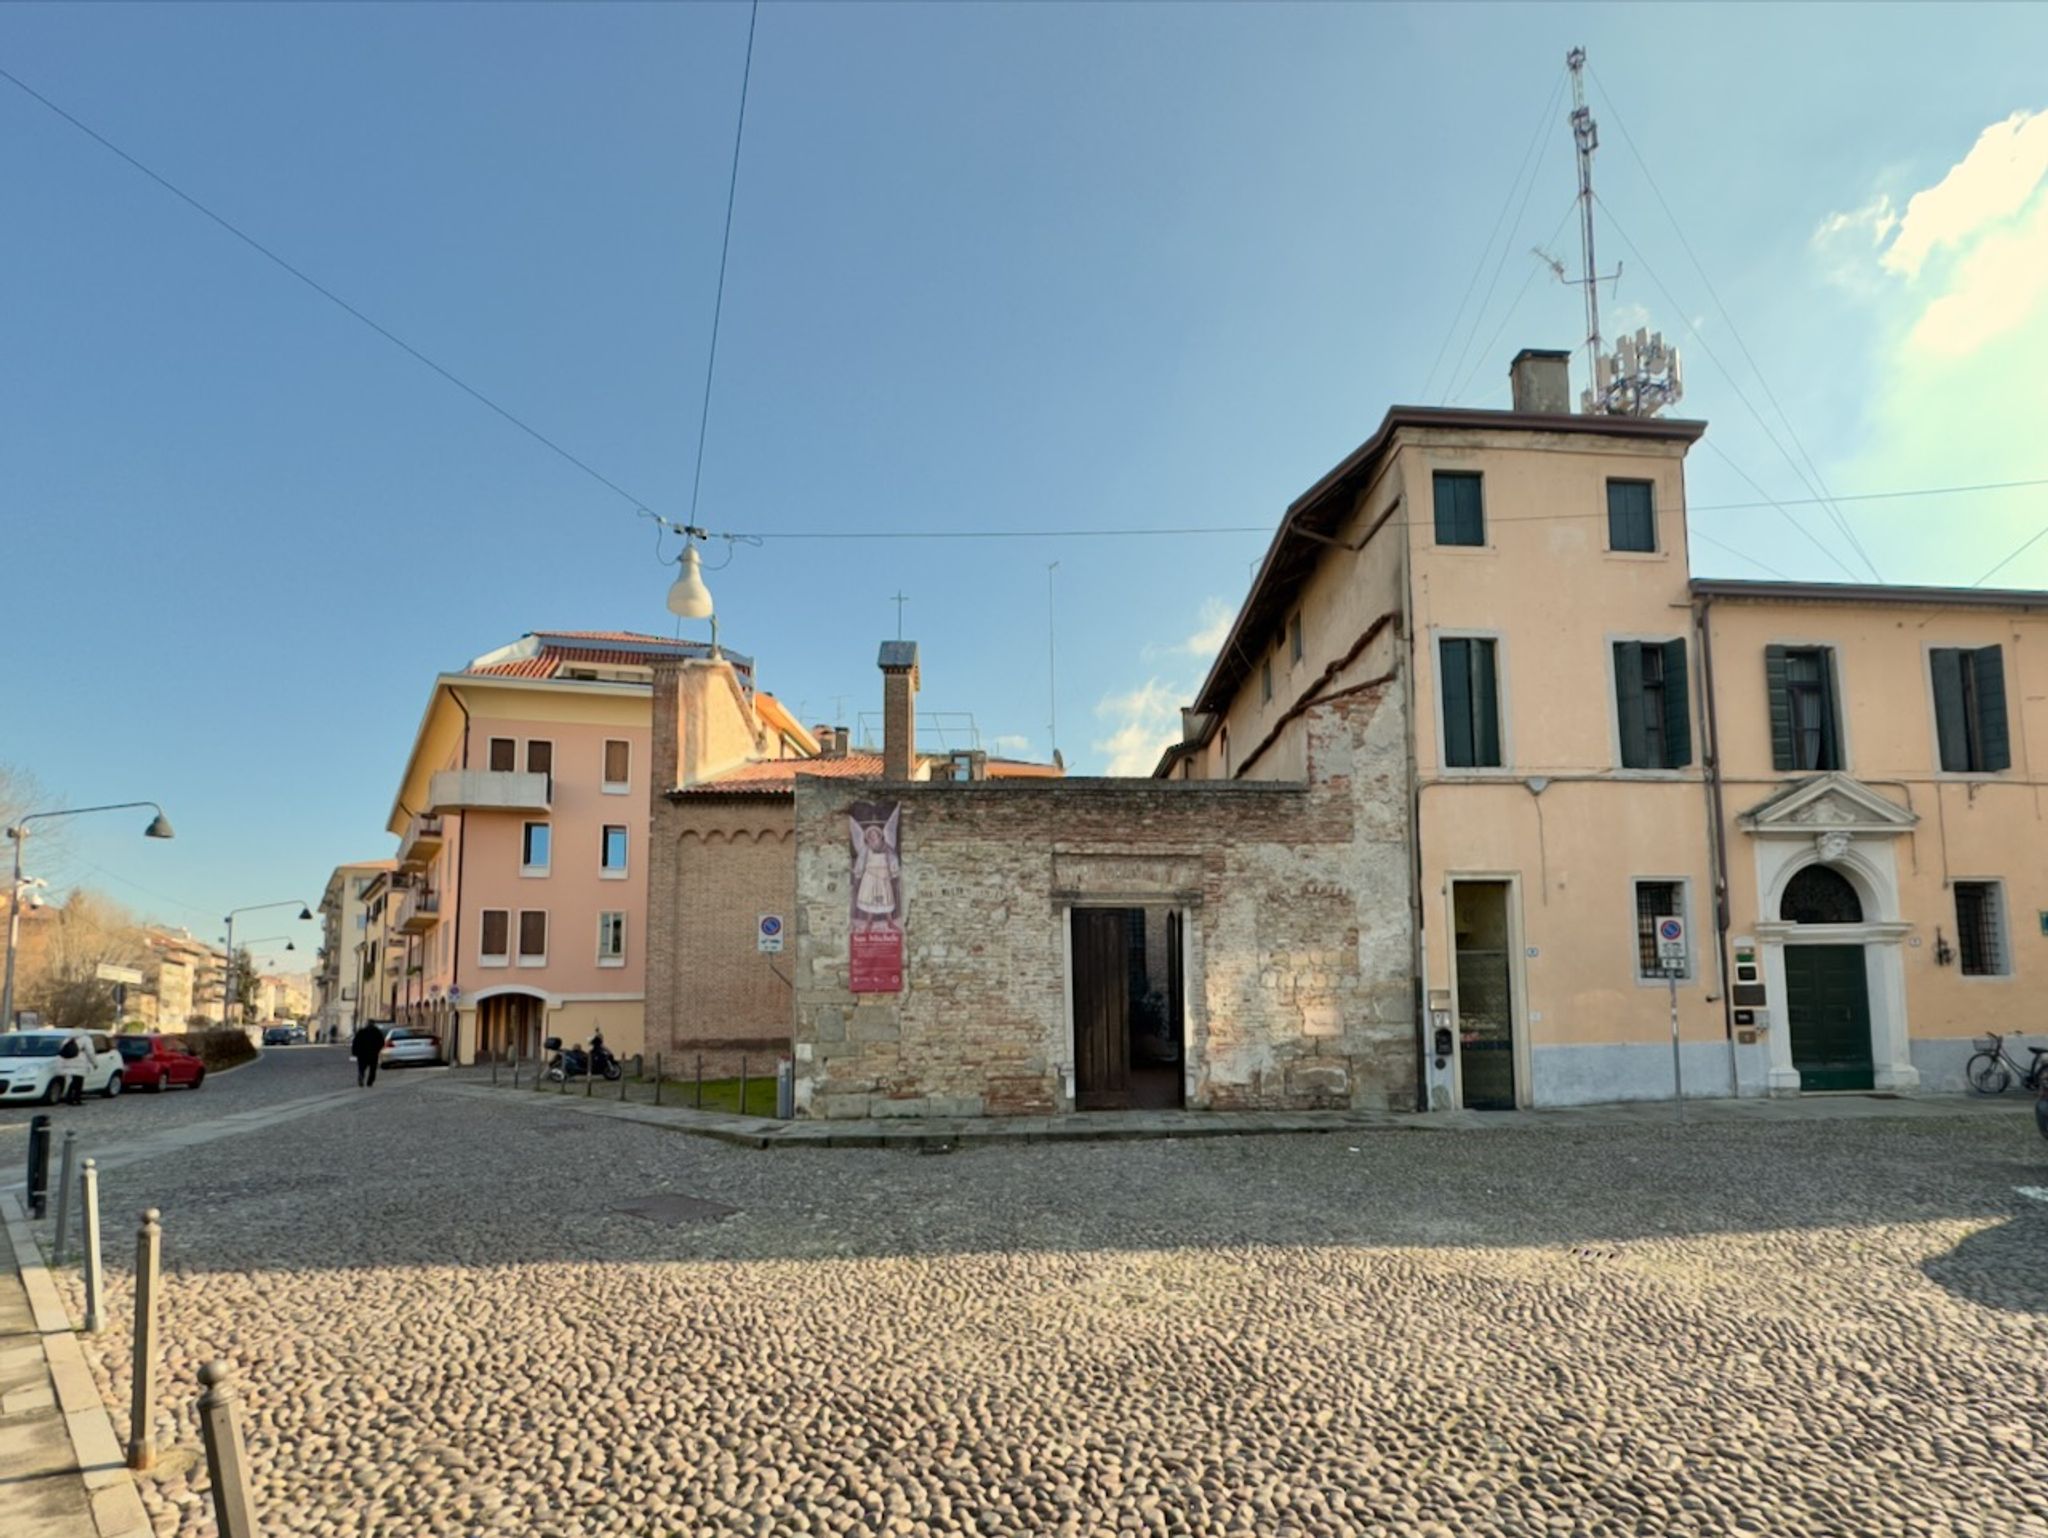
[757, 914, 784, 954]
[1655, 915, 1686, 972]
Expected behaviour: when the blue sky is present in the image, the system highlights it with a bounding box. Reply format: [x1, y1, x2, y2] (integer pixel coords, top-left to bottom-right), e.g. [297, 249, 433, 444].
[5, 2, 2047, 964]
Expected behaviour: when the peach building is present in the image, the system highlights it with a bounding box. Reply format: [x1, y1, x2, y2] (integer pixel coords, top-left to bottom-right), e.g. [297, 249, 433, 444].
[384, 630, 773, 1064]
[1163, 348, 2048, 1108]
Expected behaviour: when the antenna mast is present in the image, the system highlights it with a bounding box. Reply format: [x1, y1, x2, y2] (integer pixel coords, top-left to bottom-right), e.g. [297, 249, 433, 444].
[1567, 47, 1602, 391]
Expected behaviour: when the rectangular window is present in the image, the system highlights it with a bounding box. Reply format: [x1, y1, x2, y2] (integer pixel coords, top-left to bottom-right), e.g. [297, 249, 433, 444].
[480, 910, 509, 961]
[517, 910, 548, 964]
[1607, 479, 1656, 552]
[1433, 471, 1485, 547]
[1261, 658, 1273, 704]
[1438, 636, 1502, 768]
[602, 738, 631, 791]
[487, 737, 516, 772]
[1766, 645, 1843, 771]
[1290, 612, 1304, 664]
[521, 821, 551, 874]
[597, 911, 626, 965]
[1613, 639, 1692, 769]
[1634, 880, 1689, 980]
[1930, 646, 2011, 773]
[1955, 881, 2007, 976]
[601, 825, 628, 875]
[525, 740, 553, 799]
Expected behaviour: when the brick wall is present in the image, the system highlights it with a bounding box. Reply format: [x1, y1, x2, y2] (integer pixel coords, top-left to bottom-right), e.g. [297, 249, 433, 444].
[791, 678, 1414, 1118]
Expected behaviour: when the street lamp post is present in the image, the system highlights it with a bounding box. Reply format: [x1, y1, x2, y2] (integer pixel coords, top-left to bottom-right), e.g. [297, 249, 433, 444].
[225, 938, 297, 1024]
[220, 902, 312, 1026]
[3, 802, 174, 1032]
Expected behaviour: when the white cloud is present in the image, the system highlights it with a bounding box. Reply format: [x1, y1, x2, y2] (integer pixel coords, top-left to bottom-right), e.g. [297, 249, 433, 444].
[1883, 110, 2048, 278]
[1092, 679, 1183, 776]
[1182, 597, 1235, 657]
[990, 733, 1032, 756]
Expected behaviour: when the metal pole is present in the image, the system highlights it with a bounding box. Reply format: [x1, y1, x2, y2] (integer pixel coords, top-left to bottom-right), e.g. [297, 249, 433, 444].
[739, 1055, 748, 1117]
[197, 1361, 261, 1538]
[81, 1158, 104, 1334]
[695, 1054, 703, 1109]
[1668, 971, 1686, 1124]
[223, 914, 234, 1029]
[511, 1053, 520, 1090]
[654, 1053, 662, 1107]
[127, 1209, 161, 1471]
[25, 1113, 50, 1218]
[1, 828, 23, 1031]
[52, 1129, 78, 1264]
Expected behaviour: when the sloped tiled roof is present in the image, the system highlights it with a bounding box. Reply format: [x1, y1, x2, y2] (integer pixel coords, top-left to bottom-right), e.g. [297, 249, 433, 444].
[469, 647, 692, 679]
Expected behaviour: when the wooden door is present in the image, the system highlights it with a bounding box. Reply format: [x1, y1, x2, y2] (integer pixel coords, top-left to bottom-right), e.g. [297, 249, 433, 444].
[1785, 945, 1874, 1091]
[1072, 909, 1131, 1110]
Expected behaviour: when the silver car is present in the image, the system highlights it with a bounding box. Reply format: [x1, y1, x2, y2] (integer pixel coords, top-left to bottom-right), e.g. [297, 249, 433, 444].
[378, 1027, 443, 1068]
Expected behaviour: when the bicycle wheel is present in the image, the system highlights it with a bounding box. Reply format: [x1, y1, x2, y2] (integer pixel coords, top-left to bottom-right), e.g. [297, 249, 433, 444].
[1967, 1052, 2012, 1095]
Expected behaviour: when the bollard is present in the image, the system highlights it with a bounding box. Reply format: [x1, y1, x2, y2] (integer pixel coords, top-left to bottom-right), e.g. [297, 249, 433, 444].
[739, 1056, 748, 1118]
[776, 1056, 794, 1120]
[585, 1058, 594, 1097]
[81, 1159, 104, 1335]
[127, 1209, 161, 1470]
[197, 1361, 261, 1538]
[491, 1054, 499, 1087]
[695, 1054, 703, 1109]
[511, 1054, 520, 1090]
[619, 1059, 628, 1102]
[654, 1053, 662, 1107]
[25, 1114, 51, 1219]
[52, 1129, 79, 1264]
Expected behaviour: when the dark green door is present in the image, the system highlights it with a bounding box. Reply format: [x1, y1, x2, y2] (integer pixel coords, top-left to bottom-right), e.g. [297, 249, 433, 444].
[1784, 945, 1874, 1091]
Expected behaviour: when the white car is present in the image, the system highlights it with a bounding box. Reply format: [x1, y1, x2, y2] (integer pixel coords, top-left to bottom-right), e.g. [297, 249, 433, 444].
[0, 1031, 126, 1102]
[378, 1027, 443, 1068]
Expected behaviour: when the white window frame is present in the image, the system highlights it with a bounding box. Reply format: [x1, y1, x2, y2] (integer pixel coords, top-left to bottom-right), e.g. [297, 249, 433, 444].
[521, 820, 551, 878]
[596, 911, 626, 968]
[516, 910, 548, 968]
[478, 909, 510, 969]
[599, 824, 630, 880]
[1630, 875, 1695, 986]
[1952, 877, 2012, 981]
[1604, 632, 1693, 780]
[602, 738, 632, 795]
[1430, 627, 1512, 776]
[486, 736, 517, 773]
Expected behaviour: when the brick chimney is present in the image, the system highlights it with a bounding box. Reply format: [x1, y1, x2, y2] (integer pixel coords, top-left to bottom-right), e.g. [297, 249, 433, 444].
[1509, 348, 1571, 414]
[878, 641, 919, 780]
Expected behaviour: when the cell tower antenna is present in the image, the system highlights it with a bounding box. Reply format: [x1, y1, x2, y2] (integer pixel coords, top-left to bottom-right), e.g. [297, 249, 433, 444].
[1566, 46, 1609, 390]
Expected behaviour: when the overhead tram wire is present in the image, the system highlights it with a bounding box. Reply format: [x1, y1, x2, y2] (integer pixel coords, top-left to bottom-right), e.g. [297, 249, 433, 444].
[1421, 66, 1568, 404]
[1974, 525, 2048, 588]
[0, 62, 665, 520]
[1588, 64, 1880, 580]
[1593, 192, 1881, 582]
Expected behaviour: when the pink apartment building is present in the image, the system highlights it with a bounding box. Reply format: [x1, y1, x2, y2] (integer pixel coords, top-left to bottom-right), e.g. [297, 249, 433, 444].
[383, 630, 778, 1064]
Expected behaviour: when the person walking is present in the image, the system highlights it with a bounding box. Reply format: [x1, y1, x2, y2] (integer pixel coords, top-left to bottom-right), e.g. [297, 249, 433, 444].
[350, 1020, 387, 1088]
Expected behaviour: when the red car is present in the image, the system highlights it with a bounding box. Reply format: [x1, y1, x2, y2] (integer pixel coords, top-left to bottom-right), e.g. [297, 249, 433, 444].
[114, 1034, 206, 1092]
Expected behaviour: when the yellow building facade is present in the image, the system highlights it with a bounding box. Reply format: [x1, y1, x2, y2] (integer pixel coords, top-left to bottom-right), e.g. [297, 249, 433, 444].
[1166, 351, 2041, 1107]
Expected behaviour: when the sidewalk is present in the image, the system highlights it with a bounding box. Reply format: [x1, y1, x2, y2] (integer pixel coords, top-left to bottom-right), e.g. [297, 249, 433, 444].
[0, 1195, 149, 1538]
[435, 1071, 2037, 1149]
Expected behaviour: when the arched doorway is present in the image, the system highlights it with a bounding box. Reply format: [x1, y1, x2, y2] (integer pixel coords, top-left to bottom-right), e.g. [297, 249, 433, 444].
[475, 990, 548, 1063]
[1778, 864, 1874, 1090]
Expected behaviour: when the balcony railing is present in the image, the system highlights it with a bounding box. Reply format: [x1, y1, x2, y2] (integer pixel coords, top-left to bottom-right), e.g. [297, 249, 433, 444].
[397, 813, 445, 870]
[428, 769, 550, 815]
[396, 888, 442, 934]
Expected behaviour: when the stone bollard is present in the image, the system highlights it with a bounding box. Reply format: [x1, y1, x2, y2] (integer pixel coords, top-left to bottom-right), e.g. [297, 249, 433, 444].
[491, 1054, 499, 1087]
[128, 1209, 162, 1470]
[52, 1129, 78, 1263]
[197, 1361, 261, 1538]
[80, 1159, 104, 1335]
[511, 1054, 520, 1090]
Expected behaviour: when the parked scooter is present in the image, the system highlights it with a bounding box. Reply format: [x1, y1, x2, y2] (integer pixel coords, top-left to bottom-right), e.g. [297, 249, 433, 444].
[2036, 1079, 2048, 1142]
[543, 1034, 623, 1083]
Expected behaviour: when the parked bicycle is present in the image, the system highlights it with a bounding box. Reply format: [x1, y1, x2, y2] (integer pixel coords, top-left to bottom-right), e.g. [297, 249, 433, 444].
[1965, 1031, 2048, 1095]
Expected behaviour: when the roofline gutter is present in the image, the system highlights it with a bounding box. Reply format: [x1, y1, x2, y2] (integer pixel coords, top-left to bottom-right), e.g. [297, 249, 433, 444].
[1690, 577, 2048, 609]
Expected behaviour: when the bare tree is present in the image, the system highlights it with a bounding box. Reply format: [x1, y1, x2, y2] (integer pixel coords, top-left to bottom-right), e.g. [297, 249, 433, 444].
[20, 890, 148, 1032]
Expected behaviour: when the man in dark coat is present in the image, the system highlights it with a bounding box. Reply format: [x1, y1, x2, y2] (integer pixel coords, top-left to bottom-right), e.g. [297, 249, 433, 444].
[350, 1021, 387, 1087]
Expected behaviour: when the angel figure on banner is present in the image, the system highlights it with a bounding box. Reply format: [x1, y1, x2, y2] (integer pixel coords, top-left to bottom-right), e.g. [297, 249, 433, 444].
[849, 802, 902, 932]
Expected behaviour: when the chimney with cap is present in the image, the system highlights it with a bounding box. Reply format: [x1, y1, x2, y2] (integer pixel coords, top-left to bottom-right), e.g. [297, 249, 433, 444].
[1509, 348, 1572, 415]
[878, 641, 920, 780]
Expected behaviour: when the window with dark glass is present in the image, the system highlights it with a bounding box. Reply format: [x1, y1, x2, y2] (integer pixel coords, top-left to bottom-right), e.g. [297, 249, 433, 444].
[1955, 881, 2006, 975]
[1633, 881, 1687, 979]
[1433, 471, 1485, 547]
[1607, 480, 1656, 552]
[1290, 612, 1304, 664]
[1930, 646, 2010, 772]
[1780, 864, 1863, 924]
[1261, 659, 1273, 704]
[521, 822, 550, 871]
[1766, 646, 1843, 771]
[1439, 636, 1502, 768]
[1614, 639, 1691, 769]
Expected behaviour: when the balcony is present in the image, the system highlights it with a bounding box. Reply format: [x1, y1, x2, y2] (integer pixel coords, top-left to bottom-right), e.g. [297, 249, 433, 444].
[396, 888, 441, 934]
[428, 769, 550, 814]
[397, 813, 445, 870]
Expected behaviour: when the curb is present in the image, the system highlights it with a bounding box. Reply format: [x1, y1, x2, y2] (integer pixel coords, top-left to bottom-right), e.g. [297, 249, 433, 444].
[0, 1192, 151, 1538]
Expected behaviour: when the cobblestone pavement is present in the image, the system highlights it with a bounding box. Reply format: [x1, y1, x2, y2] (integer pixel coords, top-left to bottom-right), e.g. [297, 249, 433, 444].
[0, 1045, 350, 1139]
[41, 1077, 2048, 1538]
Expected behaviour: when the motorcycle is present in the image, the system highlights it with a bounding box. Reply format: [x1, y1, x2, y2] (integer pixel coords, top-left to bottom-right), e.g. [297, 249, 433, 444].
[2037, 1080, 2048, 1142]
[543, 1035, 623, 1083]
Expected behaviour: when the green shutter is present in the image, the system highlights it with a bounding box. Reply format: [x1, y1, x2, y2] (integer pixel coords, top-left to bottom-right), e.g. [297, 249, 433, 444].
[1931, 648, 1969, 771]
[1660, 638, 1692, 768]
[1818, 655, 1843, 770]
[1973, 644, 2011, 771]
[1440, 638, 1474, 766]
[1434, 473, 1484, 546]
[1765, 645, 1793, 770]
[1607, 481, 1655, 552]
[1614, 642, 1648, 768]
[1471, 639, 1502, 766]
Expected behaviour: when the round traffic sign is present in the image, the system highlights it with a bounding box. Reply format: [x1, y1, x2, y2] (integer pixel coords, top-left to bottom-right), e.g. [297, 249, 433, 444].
[1658, 919, 1684, 941]
[759, 915, 783, 937]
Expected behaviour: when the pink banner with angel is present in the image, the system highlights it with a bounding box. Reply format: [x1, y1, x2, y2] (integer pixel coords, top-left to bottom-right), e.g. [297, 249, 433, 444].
[848, 800, 903, 993]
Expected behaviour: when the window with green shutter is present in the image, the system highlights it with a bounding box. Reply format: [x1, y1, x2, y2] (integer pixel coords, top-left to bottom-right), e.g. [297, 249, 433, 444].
[1930, 645, 2010, 772]
[1433, 472, 1485, 547]
[1439, 636, 1502, 768]
[1613, 639, 1692, 769]
[1765, 645, 1843, 771]
[1607, 480, 1656, 552]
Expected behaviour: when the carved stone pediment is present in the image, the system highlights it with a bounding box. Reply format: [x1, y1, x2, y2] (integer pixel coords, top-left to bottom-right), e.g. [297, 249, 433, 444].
[1741, 773, 1917, 839]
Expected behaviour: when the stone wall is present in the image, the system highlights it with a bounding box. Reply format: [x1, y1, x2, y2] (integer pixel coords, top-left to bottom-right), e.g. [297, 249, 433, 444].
[791, 678, 1413, 1118]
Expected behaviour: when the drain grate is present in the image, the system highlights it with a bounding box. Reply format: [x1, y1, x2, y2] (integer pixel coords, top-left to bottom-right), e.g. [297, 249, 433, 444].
[611, 1193, 739, 1226]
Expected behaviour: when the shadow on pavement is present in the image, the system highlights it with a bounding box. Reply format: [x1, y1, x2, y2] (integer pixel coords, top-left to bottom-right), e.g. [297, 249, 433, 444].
[1922, 1206, 2048, 1314]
